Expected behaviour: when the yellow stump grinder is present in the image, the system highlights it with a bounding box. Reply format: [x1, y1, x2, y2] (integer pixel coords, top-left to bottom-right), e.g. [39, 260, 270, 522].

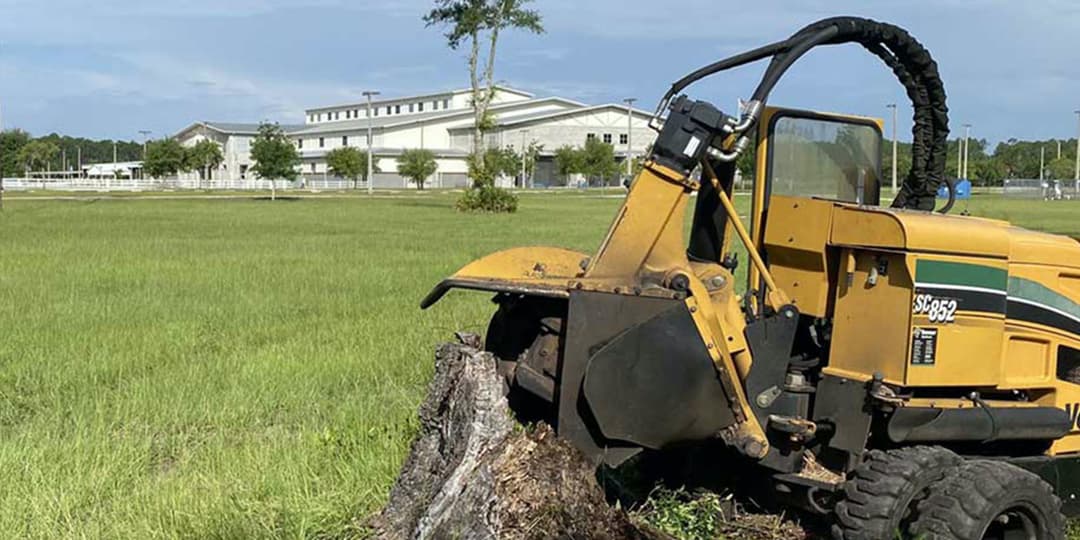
[423, 16, 1080, 540]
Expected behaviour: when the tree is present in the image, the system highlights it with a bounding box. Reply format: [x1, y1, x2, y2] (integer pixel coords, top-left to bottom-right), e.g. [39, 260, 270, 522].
[1048, 157, 1073, 180]
[398, 149, 438, 190]
[327, 147, 381, 189]
[554, 145, 583, 185]
[1, 129, 31, 177]
[521, 140, 542, 187]
[250, 122, 301, 200]
[424, 0, 543, 185]
[143, 139, 187, 179]
[580, 138, 620, 187]
[16, 140, 59, 174]
[184, 140, 224, 184]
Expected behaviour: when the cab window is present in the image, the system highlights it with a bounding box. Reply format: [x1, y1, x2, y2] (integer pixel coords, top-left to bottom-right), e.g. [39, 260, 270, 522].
[768, 114, 882, 205]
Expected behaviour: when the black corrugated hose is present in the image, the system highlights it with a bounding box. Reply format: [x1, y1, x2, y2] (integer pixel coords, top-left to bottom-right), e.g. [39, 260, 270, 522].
[663, 16, 950, 212]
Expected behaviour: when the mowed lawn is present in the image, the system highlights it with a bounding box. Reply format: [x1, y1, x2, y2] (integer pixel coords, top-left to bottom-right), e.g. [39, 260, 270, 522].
[0, 192, 1076, 538]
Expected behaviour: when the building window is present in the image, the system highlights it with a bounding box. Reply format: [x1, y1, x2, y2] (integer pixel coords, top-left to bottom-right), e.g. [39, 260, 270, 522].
[297, 139, 303, 149]
[432, 100, 438, 111]
[319, 137, 325, 148]
[603, 133, 612, 144]
[345, 110, 351, 119]
[620, 133, 629, 145]
[409, 103, 414, 113]
[374, 107, 379, 117]
[586, 133, 597, 141]
[418, 102, 424, 112]
[311, 163, 316, 173]
[395, 105, 401, 114]
[342, 136, 348, 146]
[386, 106, 392, 115]
[444, 99, 450, 109]
[354, 109, 360, 118]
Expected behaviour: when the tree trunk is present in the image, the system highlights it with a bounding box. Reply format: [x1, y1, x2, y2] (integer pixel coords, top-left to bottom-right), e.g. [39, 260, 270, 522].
[271, 179, 276, 201]
[372, 336, 665, 540]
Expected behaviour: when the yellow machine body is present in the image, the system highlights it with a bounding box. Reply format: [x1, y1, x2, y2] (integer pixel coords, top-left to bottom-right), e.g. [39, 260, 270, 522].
[423, 103, 1080, 469]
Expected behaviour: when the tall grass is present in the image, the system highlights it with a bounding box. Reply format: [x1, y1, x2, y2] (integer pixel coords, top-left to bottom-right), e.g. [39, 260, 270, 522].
[0, 192, 1075, 537]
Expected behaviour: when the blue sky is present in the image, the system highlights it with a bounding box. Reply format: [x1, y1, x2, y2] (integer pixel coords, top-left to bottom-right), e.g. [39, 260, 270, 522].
[1, 0, 1078, 145]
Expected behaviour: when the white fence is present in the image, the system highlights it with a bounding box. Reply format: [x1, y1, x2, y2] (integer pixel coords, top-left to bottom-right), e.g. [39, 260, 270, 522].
[1, 176, 361, 192]
[1003, 178, 1080, 200]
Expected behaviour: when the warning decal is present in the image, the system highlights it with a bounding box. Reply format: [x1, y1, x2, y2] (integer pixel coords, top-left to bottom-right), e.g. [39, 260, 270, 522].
[911, 327, 938, 366]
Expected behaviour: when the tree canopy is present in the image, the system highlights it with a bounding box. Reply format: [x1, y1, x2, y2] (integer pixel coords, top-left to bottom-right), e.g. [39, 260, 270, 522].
[326, 147, 379, 188]
[15, 139, 58, 173]
[185, 140, 224, 180]
[250, 123, 300, 182]
[397, 149, 438, 190]
[143, 139, 187, 178]
[553, 139, 620, 186]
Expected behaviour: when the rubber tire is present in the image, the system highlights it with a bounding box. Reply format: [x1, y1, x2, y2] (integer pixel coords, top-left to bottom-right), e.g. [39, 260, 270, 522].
[832, 446, 963, 540]
[912, 460, 1064, 540]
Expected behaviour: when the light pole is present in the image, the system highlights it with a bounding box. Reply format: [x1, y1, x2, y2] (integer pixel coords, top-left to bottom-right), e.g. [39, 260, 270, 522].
[520, 129, 529, 188]
[362, 91, 379, 195]
[967, 123, 976, 180]
[624, 97, 637, 182]
[886, 103, 897, 194]
[959, 132, 967, 179]
[139, 130, 152, 180]
[1073, 110, 1079, 193]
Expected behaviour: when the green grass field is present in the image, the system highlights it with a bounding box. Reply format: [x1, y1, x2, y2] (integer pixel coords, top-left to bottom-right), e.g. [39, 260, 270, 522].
[0, 192, 1077, 538]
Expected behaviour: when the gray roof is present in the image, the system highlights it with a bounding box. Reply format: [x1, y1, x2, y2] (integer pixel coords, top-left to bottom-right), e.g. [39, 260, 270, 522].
[201, 122, 307, 135]
[487, 104, 654, 129]
[290, 97, 585, 136]
[304, 85, 535, 113]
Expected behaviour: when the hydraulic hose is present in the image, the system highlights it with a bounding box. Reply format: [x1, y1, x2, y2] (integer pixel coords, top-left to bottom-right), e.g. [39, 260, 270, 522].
[662, 17, 950, 212]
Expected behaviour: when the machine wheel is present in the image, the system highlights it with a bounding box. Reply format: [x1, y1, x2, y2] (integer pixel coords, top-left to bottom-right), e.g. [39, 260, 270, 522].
[832, 446, 962, 540]
[911, 460, 1064, 540]
[484, 295, 565, 423]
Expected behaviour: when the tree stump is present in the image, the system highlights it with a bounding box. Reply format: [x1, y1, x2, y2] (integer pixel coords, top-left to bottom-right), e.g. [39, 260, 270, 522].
[371, 335, 663, 540]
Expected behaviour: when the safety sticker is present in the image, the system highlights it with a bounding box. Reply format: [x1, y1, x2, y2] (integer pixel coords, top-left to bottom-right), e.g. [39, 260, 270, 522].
[911, 327, 938, 366]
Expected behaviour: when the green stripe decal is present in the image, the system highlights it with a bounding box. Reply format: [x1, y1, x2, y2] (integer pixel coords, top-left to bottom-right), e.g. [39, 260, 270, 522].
[915, 260, 1007, 291]
[1008, 277, 1080, 321]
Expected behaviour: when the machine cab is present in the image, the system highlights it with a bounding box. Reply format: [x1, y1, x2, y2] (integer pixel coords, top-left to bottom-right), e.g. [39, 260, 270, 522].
[745, 107, 885, 316]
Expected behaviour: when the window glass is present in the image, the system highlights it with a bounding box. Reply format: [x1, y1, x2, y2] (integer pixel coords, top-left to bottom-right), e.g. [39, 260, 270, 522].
[342, 136, 348, 146]
[603, 133, 613, 144]
[418, 102, 424, 112]
[319, 137, 325, 148]
[1058, 346, 1080, 384]
[297, 139, 303, 149]
[620, 133, 629, 145]
[586, 133, 597, 141]
[768, 115, 881, 204]
[395, 105, 401, 114]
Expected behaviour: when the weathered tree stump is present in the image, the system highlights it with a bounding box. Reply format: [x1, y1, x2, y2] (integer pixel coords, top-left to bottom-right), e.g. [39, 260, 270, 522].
[372, 335, 664, 539]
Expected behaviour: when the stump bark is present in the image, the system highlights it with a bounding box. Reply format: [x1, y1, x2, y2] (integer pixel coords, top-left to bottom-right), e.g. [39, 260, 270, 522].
[372, 335, 663, 540]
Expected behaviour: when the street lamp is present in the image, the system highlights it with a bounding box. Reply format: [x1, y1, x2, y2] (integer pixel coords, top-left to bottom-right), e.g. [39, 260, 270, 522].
[886, 104, 897, 194]
[624, 97, 637, 181]
[362, 91, 380, 195]
[139, 130, 152, 180]
[519, 129, 529, 188]
[961, 123, 972, 180]
[1073, 110, 1079, 193]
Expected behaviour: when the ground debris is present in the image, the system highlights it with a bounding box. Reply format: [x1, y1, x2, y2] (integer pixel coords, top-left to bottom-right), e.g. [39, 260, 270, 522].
[371, 338, 810, 539]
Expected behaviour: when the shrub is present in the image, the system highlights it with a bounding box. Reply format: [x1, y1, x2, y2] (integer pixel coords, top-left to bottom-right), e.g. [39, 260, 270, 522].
[455, 185, 518, 213]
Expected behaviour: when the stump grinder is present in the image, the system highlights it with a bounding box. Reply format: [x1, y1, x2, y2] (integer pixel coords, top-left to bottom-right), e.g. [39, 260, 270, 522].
[423, 16, 1080, 539]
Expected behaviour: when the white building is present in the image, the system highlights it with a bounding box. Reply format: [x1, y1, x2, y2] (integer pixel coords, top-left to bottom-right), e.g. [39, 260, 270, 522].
[173, 122, 306, 181]
[175, 86, 657, 188]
